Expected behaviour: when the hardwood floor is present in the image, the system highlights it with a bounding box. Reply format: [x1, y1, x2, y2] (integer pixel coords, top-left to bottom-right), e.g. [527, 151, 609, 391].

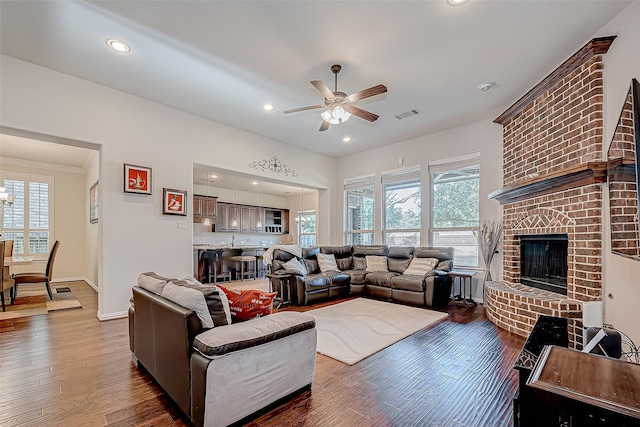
[0, 280, 525, 427]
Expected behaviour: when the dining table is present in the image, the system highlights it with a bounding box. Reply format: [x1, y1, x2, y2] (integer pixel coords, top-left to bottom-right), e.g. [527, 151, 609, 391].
[3, 256, 46, 278]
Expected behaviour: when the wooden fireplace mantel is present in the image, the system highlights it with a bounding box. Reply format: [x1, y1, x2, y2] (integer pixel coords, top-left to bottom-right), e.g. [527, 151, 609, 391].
[488, 161, 607, 205]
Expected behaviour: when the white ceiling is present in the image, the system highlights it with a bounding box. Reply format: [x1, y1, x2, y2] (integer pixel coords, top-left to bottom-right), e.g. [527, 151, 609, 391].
[0, 0, 631, 160]
[0, 134, 93, 169]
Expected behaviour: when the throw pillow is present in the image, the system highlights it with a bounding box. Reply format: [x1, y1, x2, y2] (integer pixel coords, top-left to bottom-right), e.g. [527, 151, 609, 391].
[218, 285, 277, 321]
[353, 257, 367, 271]
[137, 272, 174, 295]
[403, 257, 439, 276]
[317, 253, 339, 272]
[171, 280, 230, 327]
[181, 276, 203, 286]
[162, 282, 214, 329]
[365, 255, 388, 272]
[282, 257, 308, 275]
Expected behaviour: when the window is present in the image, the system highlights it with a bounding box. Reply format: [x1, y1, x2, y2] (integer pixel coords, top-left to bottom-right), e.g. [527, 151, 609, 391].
[429, 155, 480, 267]
[297, 210, 316, 247]
[344, 174, 375, 245]
[1, 173, 54, 256]
[382, 166, 421, 246]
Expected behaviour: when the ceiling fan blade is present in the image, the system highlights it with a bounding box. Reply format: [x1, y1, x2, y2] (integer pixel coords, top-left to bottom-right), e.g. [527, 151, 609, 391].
[347, 84, 388, 102]
[319, 120, 331, 131]
[344, 105, 379, 122]
[283, 104, 325, 114]
[311, 80, 335, 100]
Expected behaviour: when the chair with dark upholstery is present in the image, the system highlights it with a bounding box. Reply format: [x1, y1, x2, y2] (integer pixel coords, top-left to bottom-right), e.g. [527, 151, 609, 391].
[12, 240, 60, 301]
[1, 241, 17, 312]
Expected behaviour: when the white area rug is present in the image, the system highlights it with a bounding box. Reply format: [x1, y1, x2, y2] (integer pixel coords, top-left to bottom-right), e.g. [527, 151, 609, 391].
[307, 298, 448, 365]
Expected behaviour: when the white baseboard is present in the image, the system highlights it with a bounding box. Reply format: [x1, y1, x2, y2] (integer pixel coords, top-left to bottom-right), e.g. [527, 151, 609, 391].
[97, 310, 128, 321]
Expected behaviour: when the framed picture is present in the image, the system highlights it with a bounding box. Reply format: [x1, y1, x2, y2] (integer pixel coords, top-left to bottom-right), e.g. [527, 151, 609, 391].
[89, 180, 99, 224]
[163, 188, 187, 216]
[124, 163, 152, 195]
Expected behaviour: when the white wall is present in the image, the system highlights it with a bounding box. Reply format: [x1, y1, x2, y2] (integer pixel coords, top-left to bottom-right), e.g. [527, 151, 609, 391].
[0, 55, 337, 319]
[336, 119, 504, 301]
[597, 0, 640, 345]
[0, 158, 87, 280]
[85, 150, 100, 289]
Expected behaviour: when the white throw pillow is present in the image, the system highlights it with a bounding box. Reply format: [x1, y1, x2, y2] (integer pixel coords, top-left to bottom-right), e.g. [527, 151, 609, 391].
[181, 276, 203, 286]
[404, 257, 439, 276]
[137, 272, 169, 295]
[283, 257, 308, 275]
[365, 255, 388, 272]
[317, 253, 339, 272]
[162, 282, 214, 328]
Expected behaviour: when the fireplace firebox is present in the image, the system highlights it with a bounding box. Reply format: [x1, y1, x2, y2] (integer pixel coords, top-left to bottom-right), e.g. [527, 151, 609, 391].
[520, 234, 568, 295]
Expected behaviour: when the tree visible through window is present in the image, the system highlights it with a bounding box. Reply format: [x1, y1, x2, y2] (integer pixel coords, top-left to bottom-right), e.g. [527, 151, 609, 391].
[383, 167, 421, 246]
[297, 210, 316, 248]
[345, 175, 375, 245]
[430, 161, 479, 267]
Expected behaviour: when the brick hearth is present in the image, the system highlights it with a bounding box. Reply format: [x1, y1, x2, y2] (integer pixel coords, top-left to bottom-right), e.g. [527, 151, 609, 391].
[486, 37, 615, 348]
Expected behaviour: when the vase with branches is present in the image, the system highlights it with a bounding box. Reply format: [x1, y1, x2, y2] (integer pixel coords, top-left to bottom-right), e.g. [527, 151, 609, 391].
[477, 219, 503, 282]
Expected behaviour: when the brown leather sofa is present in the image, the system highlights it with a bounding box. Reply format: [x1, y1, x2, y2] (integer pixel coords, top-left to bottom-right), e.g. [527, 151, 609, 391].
[128, 285, 317, 427]
[271, 245, 454, 308]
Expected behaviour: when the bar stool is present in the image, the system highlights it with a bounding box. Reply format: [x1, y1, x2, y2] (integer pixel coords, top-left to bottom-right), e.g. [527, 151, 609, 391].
[229, 255, 257, 281]
[202, 249, 231, 284]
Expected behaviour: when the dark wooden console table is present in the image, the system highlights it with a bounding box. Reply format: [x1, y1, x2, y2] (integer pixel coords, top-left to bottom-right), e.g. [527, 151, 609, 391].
[523, 345, 640, 427]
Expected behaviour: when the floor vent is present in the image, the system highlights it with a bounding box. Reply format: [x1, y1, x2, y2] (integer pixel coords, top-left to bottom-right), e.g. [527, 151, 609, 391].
[394, 109, 421, 120]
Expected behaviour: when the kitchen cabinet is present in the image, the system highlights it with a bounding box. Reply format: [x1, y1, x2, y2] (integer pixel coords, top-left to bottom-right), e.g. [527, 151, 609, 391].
[216, 203, 229, 231]
[213, 202, 287, 234]
[193, 195, 217, 223]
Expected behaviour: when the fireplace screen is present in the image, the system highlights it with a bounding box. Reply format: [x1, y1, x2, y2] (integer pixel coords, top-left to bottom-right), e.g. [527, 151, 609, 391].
[520, 234, 568, 295]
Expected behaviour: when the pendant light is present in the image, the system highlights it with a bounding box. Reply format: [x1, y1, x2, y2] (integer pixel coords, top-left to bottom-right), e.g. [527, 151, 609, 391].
[231, 176, 239, 229]
[203, 170, 211, 226]
[256, 180, 262, 229]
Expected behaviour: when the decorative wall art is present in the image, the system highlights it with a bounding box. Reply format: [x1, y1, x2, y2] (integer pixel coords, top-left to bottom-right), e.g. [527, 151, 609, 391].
[89, 180, 99, 223]
[249, 156, 298, 177]
[124, 163, 152, 195]
[163, 188, 187, 216]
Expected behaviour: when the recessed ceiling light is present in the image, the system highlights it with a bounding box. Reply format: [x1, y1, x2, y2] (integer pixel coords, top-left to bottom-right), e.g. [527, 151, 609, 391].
[477, 81, 496, 92]
[252, 181, 258, 185]
[342, 137, 352, 143]
[262, 104, 275, 111]
[106, 38, 130, 53]
[447, 0, 469, 5]
[210, 175, 217, 179]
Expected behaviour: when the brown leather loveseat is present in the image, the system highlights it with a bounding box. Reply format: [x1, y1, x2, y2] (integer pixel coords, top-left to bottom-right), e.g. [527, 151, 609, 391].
[128, 283, 317, 427]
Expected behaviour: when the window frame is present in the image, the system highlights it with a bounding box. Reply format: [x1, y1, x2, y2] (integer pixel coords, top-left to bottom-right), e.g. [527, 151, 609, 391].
[1, 172, 55, 256]
[297, 209, 317, 248]
[381, 166, 421, 247]
[428, 157, 480, 268]
[344, 174, 375, 246]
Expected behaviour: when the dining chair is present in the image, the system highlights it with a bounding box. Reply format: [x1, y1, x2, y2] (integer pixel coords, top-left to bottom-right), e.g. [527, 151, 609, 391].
[1, 241, 17, 312]
[12, 240, 60, 301]
[3, 239, 13, 257]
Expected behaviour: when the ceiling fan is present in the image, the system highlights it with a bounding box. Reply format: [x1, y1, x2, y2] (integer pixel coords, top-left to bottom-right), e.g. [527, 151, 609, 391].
[284, 64, 388, 131]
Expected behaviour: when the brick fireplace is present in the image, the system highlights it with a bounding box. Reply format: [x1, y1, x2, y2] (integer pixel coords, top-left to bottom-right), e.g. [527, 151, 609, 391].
[485, 37, 616, 348]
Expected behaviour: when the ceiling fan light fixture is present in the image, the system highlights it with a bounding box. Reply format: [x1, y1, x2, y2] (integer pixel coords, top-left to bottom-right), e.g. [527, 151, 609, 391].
[321, 107, 351, 124]
[447, 0, 469, 5]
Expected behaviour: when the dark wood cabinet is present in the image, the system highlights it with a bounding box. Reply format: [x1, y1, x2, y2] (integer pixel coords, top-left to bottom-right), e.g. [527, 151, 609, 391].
[193, 195, 217, 223]
[520, 345, 640, 427]
[213, 202, 287, 234]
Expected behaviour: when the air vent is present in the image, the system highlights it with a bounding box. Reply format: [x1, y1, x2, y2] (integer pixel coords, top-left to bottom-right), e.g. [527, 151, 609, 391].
[394, 109, 421, 120]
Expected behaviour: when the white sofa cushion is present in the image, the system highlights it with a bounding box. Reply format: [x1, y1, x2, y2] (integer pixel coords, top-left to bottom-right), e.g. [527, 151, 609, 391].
[162, 282, 214, 328]
[316, 253, 339, 272]
[282, 257, 308, 275]
[403, 257, 439, 276]
[365, 255, 388, 272]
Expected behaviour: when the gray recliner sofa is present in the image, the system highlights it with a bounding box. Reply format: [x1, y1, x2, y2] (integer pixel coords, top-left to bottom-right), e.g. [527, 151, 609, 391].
[271, 245, 454, 308]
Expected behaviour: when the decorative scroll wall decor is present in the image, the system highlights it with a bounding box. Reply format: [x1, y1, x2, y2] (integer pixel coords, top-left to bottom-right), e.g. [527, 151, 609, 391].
[249, 156, 298, 177]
